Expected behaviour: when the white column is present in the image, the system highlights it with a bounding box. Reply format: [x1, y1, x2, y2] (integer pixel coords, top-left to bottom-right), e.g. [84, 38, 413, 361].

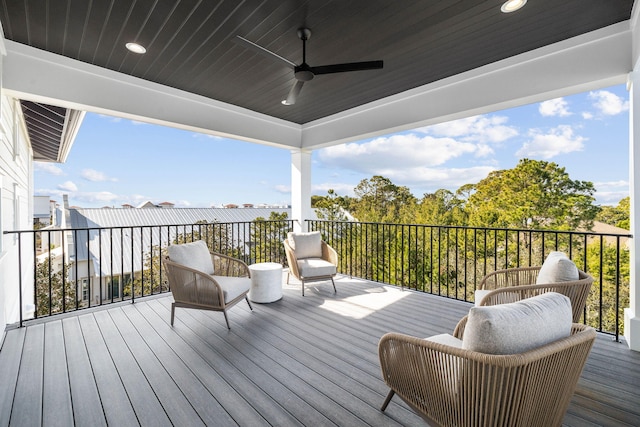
[291, 149, 312, 233]
[626, 68, 640, 351]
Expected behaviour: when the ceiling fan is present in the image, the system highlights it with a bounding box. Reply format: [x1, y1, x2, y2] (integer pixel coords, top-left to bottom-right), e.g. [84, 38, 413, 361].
[235, 28, 384, 105]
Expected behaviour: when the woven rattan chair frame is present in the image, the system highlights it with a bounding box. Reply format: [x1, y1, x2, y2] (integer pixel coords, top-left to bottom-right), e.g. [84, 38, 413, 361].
[283, 238, 338, 296]
[162, 251, 253, 329]
[379, 319, 596, 427]
[476, 267, 593, 323]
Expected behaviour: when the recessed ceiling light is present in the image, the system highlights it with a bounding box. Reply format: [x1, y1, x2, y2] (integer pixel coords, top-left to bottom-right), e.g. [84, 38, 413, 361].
[501, 0, 527, 13]
[125, 42, 146, 54]
[281, 99, 291, 106]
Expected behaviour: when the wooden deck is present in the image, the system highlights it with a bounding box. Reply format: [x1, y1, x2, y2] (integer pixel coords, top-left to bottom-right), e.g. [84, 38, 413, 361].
[1, 275, 639, 426]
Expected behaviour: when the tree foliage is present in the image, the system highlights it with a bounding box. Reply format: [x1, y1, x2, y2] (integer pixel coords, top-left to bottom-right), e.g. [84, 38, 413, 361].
[596, 196, 629, 229]
[352, 175, 417, 222]
[466, 159, 598, 230]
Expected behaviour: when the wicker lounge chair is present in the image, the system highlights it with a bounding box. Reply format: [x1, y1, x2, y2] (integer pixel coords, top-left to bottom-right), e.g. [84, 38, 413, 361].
[283, 231, 338, 296]
[475, 266, 593, 323]
[379, 293, 596, 427]
[163, 240, 253, 329]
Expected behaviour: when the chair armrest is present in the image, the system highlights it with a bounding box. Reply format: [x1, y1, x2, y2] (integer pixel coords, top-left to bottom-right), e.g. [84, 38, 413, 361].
[379, 326, 596, 426]
[321, 241, 338, 265]
[283, 239, 301, 279]
[453, 315, 468, 339]
[479, 266, 541, 290]
[210, 251, 250, 278]
[162, 257, 225, 305]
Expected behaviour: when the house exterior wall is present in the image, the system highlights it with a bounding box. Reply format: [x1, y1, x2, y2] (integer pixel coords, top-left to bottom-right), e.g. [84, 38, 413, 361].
[0, 93, 35, 341]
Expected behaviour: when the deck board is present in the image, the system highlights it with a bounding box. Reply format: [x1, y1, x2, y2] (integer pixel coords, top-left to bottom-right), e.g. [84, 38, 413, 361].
[42, 321, 73, 427]
[1, 275, 639, 426]
[61, 317, 107, 427]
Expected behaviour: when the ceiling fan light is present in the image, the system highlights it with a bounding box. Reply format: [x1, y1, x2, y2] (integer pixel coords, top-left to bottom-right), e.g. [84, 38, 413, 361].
[501, 0, 527, 13]
[281, 99, 292, 106]
[126, 42, 146, 54]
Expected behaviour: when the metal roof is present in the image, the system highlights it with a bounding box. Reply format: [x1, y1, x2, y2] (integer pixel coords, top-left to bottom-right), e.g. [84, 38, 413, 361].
[67, 207, 301, 276]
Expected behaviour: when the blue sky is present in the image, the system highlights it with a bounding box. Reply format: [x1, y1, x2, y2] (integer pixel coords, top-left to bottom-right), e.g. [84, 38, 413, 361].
[35, 84, 630, 208]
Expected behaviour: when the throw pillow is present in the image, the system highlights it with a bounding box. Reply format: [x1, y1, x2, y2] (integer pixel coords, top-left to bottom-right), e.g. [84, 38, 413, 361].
[536, 251, 579, 284]
[289, 231, 323, 259]
[462, 292, 572, 354]
[168, 240, 215, 274]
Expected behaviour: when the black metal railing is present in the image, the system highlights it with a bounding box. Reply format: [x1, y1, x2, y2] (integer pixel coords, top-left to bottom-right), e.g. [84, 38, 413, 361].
[7, 219, 632, 340]
[5, 220, 294, 325]
[308, 220, 632, 340]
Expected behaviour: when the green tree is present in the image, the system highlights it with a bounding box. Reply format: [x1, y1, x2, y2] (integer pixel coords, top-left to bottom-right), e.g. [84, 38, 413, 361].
[466, 159, 598, 230]
[35, 257, 76, 317]
[596, 196, 629, 230]
[352, 175, 417, 223]
[251, 211, 290, 264]
[585, 241, 629, 333]
[314, 189, 350, 221]
[416, 189, 467, 225]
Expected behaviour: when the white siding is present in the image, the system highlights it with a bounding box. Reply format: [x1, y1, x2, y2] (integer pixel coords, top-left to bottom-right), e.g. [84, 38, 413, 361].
[0, 94, 34, 338]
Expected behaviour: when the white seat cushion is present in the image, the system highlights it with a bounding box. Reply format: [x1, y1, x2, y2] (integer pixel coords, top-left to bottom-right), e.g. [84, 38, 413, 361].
[425, 333, 463, 348]
[474, 289, 491, 306]
[212, 275, 251, 303]
[536, 251, 579, 284]
[462, 292, 572, 355]
[297, 258, 336, 278]
[289, 231, 323, 259]
[168, 240, 214, 274]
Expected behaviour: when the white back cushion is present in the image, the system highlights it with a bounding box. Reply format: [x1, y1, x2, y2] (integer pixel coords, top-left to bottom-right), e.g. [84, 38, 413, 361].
[168, 240, 215, 274]
[536, 251, 579, 284]
[462, 292, 572, 355]
[289, 231, 323, 259]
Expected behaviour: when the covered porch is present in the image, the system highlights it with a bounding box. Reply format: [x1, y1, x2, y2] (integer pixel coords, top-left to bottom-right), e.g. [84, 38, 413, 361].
[1, 0, 640, 350]
[1, 275, 639, 426]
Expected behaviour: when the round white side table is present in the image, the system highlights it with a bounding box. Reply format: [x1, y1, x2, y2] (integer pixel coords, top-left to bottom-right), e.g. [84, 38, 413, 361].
[248, 262, 283, 303]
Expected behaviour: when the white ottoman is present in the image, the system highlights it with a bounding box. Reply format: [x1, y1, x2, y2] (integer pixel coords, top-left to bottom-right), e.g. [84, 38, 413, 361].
[248, 262, 283, 303]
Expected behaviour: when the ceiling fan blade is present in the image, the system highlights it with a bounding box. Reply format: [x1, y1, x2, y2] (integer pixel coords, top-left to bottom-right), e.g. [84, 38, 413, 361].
[283, 80, 305, 105]
[311, 60, 383, 75]
[234, 35, 296, 69]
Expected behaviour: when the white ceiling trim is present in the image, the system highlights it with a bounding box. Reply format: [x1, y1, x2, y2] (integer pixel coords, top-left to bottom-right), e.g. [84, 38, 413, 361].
[301, 22, 633, 149]
[1, 40, 302, 149]
[1, 20, 634, 153]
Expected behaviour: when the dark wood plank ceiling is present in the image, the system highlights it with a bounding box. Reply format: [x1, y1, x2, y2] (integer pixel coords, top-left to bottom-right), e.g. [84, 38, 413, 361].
[20, 101, 66, 162]
[1, 0, 635, 125]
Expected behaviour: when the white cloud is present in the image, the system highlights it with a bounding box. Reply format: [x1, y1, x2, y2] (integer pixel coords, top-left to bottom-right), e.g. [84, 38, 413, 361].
[81, 169, 117, 182]
[312, 182, 358, 196]
[73, 191, 120, 204]
[418, 115, 518, 143]
[58, 181, 78, 192]
[34, 162, 64, 175]
[595, 191, 629, 205]
[589, 90, 629, 116]
[539, 98, 571, 117]
[98, 114, 122, 123]
[594, 180, 629, 189]
[516, 125, 585, 159]
[319, 133, 480, 175]
[275, 185, 291, 194]
[581, 111, 594, 120]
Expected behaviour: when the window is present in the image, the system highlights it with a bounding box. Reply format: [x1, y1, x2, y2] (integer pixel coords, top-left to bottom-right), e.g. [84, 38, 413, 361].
[81, 278, 89, 301]
[108, 276, 120, 299]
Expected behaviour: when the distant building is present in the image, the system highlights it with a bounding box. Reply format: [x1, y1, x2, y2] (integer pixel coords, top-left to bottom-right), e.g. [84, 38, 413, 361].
[65, 206, 307, 305]
[33, 196, 56, 226]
